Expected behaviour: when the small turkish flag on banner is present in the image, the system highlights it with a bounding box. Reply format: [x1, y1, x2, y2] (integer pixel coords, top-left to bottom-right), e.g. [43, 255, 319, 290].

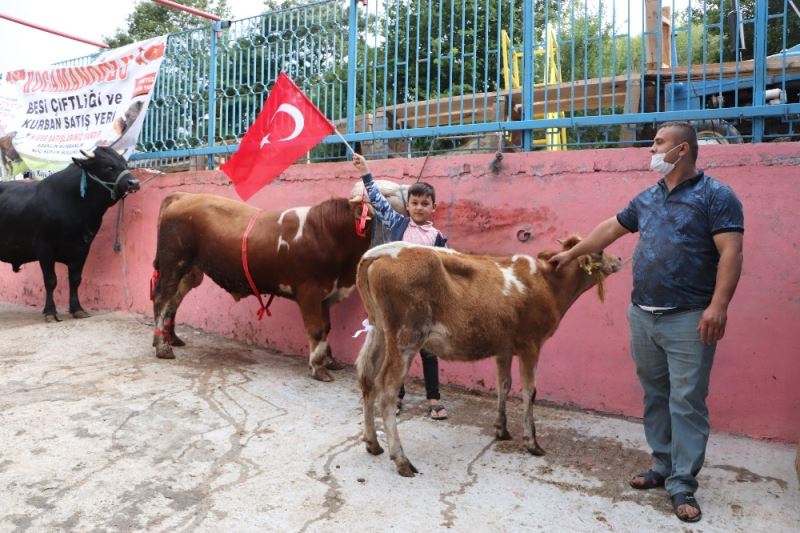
[221, 72, 335, 201]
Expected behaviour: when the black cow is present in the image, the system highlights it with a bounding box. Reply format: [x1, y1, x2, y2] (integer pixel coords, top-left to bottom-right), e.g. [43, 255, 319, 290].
[0, 147, 140, 321]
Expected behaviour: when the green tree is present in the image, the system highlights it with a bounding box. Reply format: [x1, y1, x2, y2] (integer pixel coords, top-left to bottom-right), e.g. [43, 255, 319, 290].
[104, 0, 232, 48]
[215, 1, 350, 130]
[556, 2, 614, 82]
[365, 0, 529, 109]
[207, 0, 351, 160]
[685, 0, 800, 62]
[103, 1, 233, 153]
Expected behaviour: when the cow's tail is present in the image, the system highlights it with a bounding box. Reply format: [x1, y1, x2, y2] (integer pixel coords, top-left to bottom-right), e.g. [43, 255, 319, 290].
[152, 192, 185, 273]
[355, 257, 385, 398]
[151, 192, 187, 301]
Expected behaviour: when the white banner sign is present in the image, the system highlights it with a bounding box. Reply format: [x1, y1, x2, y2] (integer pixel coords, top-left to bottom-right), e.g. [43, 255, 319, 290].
[0, 36, 167, 178]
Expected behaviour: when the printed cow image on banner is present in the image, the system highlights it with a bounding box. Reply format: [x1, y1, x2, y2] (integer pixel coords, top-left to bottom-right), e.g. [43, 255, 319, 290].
[0, 35, 167, 178]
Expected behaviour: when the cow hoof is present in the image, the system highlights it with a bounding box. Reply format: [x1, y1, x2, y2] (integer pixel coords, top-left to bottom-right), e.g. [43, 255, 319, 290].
[155, 347, 175, 360]
[71, 309, 90, 319]
[324, 356, 346, 371]
[169, 335, 186, 347]
[396, 460, 419, 478]
[495, 428, 512, 441]
[365, 441, 384, 455]
[527, 444, 546, 456]
[310, 367, 333, 382]
[44, 313, 61, 323]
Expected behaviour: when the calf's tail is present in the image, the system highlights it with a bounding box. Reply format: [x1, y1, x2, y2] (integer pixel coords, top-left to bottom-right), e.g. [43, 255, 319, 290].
[355, 258, 385, 397]
[356, 326, 385, 398]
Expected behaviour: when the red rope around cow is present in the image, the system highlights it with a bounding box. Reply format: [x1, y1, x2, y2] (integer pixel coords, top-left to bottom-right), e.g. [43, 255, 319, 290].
[355, 190, 369, 237]
[242, 211, 275, 320]
[149, 269, 159, 301]
[152, 319, 176, 343]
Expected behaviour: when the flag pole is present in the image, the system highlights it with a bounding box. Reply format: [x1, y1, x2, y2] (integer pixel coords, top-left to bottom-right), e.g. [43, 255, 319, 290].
[333, 129, 356, 156]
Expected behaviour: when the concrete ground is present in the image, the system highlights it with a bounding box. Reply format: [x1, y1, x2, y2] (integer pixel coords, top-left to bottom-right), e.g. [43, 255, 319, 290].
[0, 302, 797, 533]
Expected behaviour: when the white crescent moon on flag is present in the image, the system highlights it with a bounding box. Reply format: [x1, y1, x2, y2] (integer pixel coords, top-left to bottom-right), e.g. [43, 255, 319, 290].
[260, 104, 305, 148]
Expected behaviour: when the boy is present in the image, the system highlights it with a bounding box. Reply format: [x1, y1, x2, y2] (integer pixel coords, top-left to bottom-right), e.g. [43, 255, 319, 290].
[353, 153, 448, 420]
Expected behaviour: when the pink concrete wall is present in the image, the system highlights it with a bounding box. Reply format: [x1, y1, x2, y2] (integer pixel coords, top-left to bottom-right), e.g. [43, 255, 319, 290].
[1, 143, 798, 442]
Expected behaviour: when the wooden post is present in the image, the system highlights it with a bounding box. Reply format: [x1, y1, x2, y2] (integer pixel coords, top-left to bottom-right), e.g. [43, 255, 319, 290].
[661, 6, 672, 69]
[645, 1, 672, 69]
[619, 78, 642, 145]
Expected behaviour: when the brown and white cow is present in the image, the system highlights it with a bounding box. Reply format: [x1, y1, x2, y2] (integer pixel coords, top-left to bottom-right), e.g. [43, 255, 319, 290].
[355, 237, 622, 476]
[151, 192, 373, 381]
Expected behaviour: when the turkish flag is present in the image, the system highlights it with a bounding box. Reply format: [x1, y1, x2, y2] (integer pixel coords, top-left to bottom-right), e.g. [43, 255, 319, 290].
[221, 72, 335, 201]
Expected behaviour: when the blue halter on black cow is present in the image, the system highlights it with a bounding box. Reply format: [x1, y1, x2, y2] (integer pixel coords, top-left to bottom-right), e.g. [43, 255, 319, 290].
[0, 147, 140, 321]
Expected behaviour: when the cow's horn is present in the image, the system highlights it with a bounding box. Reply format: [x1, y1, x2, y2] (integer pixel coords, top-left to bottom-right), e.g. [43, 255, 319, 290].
[80, 150, 95, 159]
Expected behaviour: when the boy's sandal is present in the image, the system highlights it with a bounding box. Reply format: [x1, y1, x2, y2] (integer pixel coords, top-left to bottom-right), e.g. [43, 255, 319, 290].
[629, 470, 666, 490]
[671, 491, 702, 523]
[428, 404, 448, 420]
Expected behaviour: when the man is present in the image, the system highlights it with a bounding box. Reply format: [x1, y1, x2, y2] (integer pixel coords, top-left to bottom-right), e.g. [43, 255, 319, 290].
[549, 122, 744, 523]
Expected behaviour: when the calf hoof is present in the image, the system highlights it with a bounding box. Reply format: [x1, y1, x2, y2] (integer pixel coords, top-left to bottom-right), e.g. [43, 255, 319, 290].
[169, 335, 186, 347]
[310, 367, 333, 382]
[526, 443, 546, 456]
[155, 346, 175, 360]
[396, 460, 419, 478]
[71, 309, 90, 319]
[324, 356, 346, 371]
[495, 428, 512, 441]
[44, 313, 61, 323]
[365, 441, 384, 456]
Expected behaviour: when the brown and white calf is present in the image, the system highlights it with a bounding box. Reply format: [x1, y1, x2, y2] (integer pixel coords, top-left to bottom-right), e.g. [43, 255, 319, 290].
[355, 237, 622, 476]
[151, 192, 374, 381]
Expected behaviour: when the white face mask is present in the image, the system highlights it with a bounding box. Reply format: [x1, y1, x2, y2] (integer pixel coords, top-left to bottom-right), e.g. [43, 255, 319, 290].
[650, 143, 685, 174]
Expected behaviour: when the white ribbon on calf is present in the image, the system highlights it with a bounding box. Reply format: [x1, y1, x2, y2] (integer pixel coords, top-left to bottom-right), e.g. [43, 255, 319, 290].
[352, 318, 375, 338]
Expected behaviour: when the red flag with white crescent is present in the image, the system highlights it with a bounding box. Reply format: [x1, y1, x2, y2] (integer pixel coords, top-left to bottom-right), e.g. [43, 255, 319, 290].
[221, 72, 335, 201]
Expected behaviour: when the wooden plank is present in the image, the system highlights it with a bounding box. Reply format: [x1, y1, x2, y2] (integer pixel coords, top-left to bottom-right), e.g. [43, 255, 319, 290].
[527, 76, 631, 116]
[646, 55, 800, 81]
[335, 53, 799, 141]
[377, 75, 633, 129]
[381, 92, 509, 127]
